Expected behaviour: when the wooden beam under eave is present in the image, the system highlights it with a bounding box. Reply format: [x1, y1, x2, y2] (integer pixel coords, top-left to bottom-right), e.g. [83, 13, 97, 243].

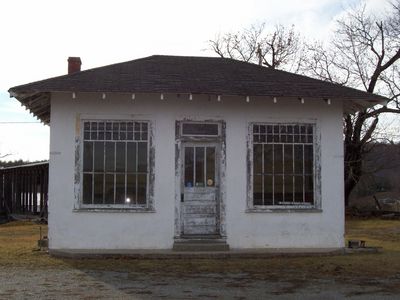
[28, 98, 50, 111]
[32, 103, 50, 116]
[35, 109, 50, 122]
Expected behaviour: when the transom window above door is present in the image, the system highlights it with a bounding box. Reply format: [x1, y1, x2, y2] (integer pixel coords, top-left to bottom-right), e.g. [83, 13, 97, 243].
[181, 122, 220, 137]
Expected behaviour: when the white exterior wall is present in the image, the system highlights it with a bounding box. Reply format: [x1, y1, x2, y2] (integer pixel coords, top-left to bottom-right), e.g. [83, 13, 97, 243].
[48, 92, 344, 250]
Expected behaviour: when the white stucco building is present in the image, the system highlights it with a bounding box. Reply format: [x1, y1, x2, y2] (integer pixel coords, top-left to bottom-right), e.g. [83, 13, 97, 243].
[9, 55, 385, 253]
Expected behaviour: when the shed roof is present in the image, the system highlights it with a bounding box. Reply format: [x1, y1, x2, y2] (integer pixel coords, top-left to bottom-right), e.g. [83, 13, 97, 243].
[9, 55, 388, 124]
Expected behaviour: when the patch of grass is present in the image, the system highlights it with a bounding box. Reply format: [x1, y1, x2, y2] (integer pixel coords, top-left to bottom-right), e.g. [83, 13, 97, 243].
[0, 218, 399, 289]
[0, 221, 65, 269]
[346, 218, 400, 251]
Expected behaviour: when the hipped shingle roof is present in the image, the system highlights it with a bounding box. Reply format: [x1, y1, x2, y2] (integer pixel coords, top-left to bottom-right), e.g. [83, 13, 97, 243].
[9, 55, 388, 124]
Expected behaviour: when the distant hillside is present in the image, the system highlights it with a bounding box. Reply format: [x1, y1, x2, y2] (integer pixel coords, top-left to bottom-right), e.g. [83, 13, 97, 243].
[351, 143, 400, 198]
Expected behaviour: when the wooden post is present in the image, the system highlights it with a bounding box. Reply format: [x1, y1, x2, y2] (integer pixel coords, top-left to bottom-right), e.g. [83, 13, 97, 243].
[33, 170, 38, 214]
[15, 169, 20, 213]
[0, 170, 4, 215]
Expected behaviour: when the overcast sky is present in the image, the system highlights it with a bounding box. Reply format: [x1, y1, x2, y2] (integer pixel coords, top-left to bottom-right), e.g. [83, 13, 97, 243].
[0, 0, 390, 161]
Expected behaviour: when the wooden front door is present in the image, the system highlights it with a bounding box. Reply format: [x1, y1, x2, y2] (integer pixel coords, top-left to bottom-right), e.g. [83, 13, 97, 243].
[181, 143, 219, 236]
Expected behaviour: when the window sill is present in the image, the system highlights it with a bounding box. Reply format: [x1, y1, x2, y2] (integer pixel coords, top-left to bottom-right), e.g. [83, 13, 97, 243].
[73, 207, 156, 213]
[246, 208, 322, 213]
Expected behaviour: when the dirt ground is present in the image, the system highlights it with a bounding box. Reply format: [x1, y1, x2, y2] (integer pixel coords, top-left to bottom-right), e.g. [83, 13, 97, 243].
[0, 218, 400, 299]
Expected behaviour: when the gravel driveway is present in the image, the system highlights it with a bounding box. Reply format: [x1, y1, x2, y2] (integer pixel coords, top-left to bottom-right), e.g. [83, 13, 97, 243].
[1, 266, 400, 299]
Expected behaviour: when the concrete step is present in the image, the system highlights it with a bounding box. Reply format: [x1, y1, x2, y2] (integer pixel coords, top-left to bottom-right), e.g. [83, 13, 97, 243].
[173, 239, 229, 251]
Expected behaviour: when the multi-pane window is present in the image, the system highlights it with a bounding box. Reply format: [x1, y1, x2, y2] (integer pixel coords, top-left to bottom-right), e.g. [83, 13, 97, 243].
[81, 121, 149, 206]
[252, 123, 315, 207]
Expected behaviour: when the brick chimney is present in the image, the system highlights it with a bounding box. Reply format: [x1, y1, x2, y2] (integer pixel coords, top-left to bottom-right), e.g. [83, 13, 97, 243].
[68, 57, 82, 74]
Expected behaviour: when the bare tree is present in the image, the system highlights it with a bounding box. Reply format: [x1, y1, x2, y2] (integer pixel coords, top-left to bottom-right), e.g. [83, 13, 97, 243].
[0, 153, 11, 159]
[301, 1, 400, 205]
[209, 23, 305, 72]
[208, 1, 400, 206]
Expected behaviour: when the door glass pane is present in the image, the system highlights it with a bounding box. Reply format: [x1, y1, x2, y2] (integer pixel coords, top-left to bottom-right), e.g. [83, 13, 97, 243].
[185, 147, 194, 187]
[104, 174, 114, 204]
[206, 147, 215, 186]
[195, 147, 205, 187]
[115, 174, 125, 204]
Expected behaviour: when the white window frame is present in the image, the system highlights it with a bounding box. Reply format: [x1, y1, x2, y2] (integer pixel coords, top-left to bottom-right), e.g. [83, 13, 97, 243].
[246, 122, 321, 212]
[74, 118, 155, 212]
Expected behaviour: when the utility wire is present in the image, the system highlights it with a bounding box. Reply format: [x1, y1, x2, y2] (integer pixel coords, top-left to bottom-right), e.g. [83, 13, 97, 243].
[0, 122, 42, 124]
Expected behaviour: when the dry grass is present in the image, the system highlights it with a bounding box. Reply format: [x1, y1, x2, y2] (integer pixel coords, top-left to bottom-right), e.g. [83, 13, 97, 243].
[0, 218, 399, 287]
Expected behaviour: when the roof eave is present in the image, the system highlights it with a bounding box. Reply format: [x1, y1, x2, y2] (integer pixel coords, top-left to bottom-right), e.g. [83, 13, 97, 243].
[9, 89, 51, 125]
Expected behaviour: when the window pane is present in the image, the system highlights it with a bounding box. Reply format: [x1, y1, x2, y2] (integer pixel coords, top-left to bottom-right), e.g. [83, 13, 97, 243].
[185, 147, 194, 187]
[284, 175, 294, 203]
[263, 175, 273, 205]
[116, 142, 126, 172]
[104, 174, 114, 204]
[137, 174, 147, 204]
[274, 175, 283, 204]
[94, 142, 104, 172]
[304, 145, 313, 175]
[305, 175, 314, 203]
[206, 147, 215, 186]
[294, 145, 303, 175]
[82, 174, 92, 204]
[195, 147, 205, 187]
[284, 144, 293, 174]
[253, 175, 263, 205]
[253, 144, 263, 175]
[127, 142, 137, 172]
[253, 125, 259, 133]
[294, 176, 304, 202]
[142, 122, 148, 133]
[274, 144, 283, 175]
[263, 145, 273, 174]
[127, 174, 136, 204]
[105, 142, 115, 172]
[93, 174, 104, 204]
[137, 142, 148, 173]
[115, 174, 125, 204]
[83, 142, 93, 172]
